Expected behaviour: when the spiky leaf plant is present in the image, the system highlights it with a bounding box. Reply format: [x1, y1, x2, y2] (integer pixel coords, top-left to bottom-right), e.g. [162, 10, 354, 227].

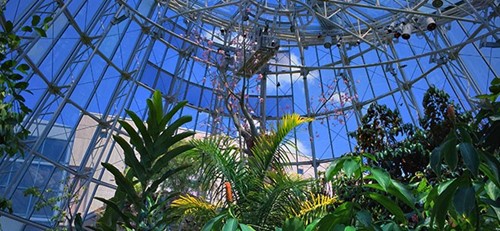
[95, 91, 194, 230]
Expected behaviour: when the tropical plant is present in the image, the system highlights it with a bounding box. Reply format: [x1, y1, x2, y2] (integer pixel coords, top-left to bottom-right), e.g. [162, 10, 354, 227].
[426, 77, 500, 230]
[171, 114, 316, 230]
[92, 91, 195, 230]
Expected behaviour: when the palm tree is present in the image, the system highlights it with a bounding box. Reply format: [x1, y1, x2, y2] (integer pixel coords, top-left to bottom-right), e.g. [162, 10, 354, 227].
[171, 114, 320, 230]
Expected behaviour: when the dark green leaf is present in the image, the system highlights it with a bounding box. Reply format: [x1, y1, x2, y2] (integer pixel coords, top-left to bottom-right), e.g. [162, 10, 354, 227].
[113, 135, 147, 184]
[367, 192, 406, 224]
[453, 186, 476, 216]
[43, 16, 53, 25]
[343, 159, 359, 178]
[430, 147, 442, 176]
[223, 218, 239, 231]
[14, 82, 29, 90]
[202, 214, 226, 231]
[31, 15, 41, 26]
[16, 63, 30, 73]
[282, 217, 305, 231]
[430, 176, 467, 229]
[326, 158, 345, 181]
[5, 20, 13, 32]
[370, 168, 391, 191]
[479, 151, 500, 187]
[21, 26, 33, 32]
[304, 219, 320, 231]
[459, 142, 479, 176]
[356, 210, 372, 228]
[442, 138, 458, 171]
[34, 27, 47, 37]
[381, 222, 401, 231]
[94, 197, 133, 227]
[101, 163, 140, 205]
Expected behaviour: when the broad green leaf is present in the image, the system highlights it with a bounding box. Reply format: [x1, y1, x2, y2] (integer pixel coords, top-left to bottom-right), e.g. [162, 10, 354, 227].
[282, 217, 305, 231]
[305, 219, 320, 231]
[441, 137, 457, 171]
[430, 176, 467, 229]
[430, 147, 442, 176]
[366, 192, 406, 224]
[239, 224, 256, 231]
[344, 226, 356, 231]
[355, 210, 372, 228]
[459, 142, 479, 176]
[326, 158, 345, 181]
[453, 186, 476, 216]
[343, 159, 359, 178]
[202, 214, 226, 231]
[222, 218, 239, 231]
[370, 168, 391, 191]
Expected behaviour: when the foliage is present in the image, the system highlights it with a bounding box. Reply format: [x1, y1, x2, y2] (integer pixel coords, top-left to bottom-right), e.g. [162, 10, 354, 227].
[92, 91, 195, 230]
[171, 114, 315, 230]
[350, 103, 428, 182]
[426, 77, 500, 230]
[1, 10, 51, 217]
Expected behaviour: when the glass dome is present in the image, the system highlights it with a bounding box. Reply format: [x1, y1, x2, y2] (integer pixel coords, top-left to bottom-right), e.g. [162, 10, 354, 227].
[1, 0, 499, 229]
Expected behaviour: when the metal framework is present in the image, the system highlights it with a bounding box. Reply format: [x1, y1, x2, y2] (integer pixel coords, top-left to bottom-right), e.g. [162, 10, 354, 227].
[1, 0, 499, 229]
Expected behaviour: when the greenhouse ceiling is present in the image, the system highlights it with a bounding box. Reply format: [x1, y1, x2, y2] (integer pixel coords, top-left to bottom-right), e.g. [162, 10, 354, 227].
[0, 0, 499, 229]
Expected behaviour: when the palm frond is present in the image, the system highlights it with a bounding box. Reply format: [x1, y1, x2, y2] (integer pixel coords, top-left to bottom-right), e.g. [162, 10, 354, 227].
[190, 136, 246, 203]
[250, 114, 312, 179]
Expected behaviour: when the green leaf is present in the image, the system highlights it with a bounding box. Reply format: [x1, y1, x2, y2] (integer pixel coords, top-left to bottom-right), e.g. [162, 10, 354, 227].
[366, 192, 406, 224]
[459, 142, 479, 176]
[430, 176, 467, 229]
[453, 186, 476, 216]
[355, 210, 372, 228]
[34, 27, 47, 37]
[239, 224, 256, 231]
[381, 222, 401, 231]
[101, 163, 140, 206]
[14, 82, 29, 90]
[43, 16, 53, 25]
[113, 135, 147, 184]
[304, 219, 320, 231]
[370, 168, 391, 191]
[282, 217, 305, 231]
[442, 136, 458, 171]
[21, 26, 33, 32]
[202, 214, 226, 231]
[223, 218, 239, 231]
[5, 20, 13, 32]
[430, 147, 442, 176]
[344, 226, 356, 231]
[479, 151, 500, 188]
[343, 159, 359, 178]
[31, 15, 41, 26]
[94, 197, 133, 227]
[16, 64, 30, 73]
[326, 158, 345, 181]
